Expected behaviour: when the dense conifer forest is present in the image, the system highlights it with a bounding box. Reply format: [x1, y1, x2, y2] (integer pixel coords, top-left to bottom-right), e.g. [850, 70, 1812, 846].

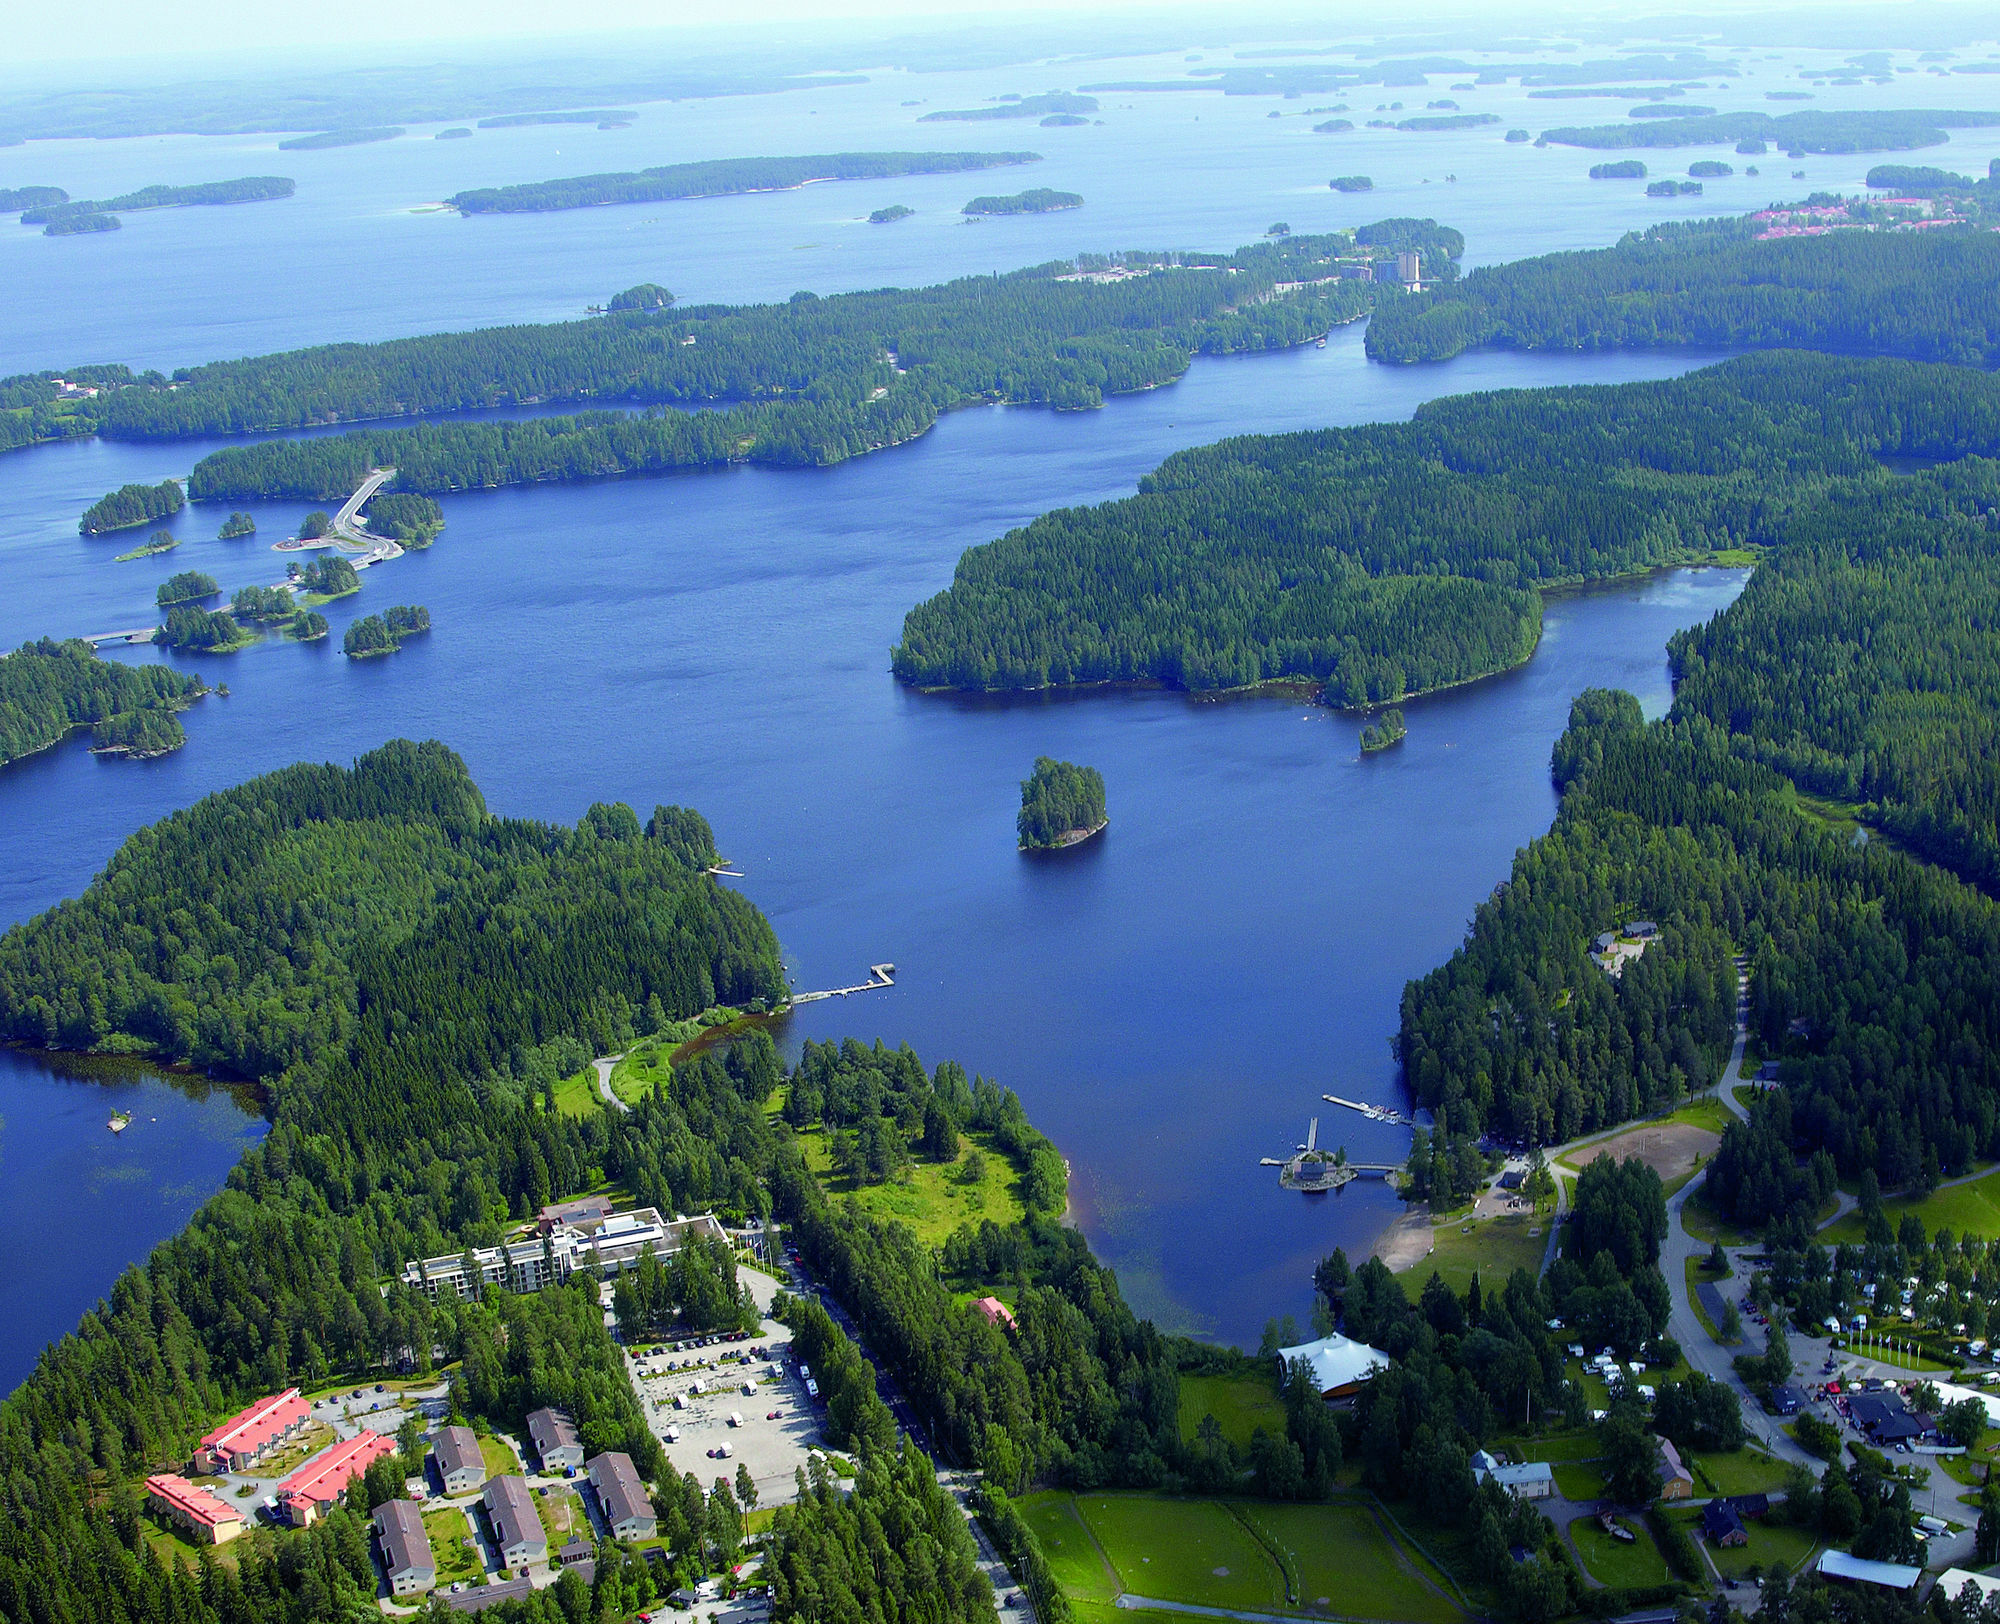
[1399, 448, 2000, 1164]
[1016, 757, 1107, 848]
[1365, 215, 2000, 365]
[893, 352, 2000, 701]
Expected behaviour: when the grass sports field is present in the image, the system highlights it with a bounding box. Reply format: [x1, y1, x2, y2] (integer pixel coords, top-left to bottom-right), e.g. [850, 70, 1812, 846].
[1178, 1374, 1288, 1450]
[1018, 1492, 1466, 1624]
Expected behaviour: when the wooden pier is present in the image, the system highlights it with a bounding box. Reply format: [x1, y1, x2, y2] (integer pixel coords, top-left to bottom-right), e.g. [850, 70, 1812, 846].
[792, 963, 895, 1004]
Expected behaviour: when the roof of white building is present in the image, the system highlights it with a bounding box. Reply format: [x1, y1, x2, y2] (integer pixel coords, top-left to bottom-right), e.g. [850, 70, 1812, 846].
[1275, 1332, 1389, 1393]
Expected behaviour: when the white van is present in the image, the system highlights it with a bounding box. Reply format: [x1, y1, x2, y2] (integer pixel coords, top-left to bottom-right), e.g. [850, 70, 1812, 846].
[729, 1411, 744, 1428]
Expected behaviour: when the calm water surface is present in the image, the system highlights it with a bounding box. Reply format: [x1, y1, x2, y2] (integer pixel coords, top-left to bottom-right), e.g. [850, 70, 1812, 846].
[0, 34, 1917, 1378]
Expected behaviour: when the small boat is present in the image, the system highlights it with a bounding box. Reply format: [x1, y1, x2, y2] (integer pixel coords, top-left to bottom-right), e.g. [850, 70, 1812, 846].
[108, 1112, 131, 1134]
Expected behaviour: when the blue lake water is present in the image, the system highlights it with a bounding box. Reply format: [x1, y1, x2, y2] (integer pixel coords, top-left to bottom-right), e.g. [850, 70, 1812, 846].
[7, 28, 1985, 1379]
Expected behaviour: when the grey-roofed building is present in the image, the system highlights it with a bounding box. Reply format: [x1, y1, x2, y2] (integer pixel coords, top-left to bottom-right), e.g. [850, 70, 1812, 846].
[433, 1425, 486, 1495]
[527, 1406, 584, 1471]
[374, 1498, 436, 1597]
[587, 1451, 656, 1541]
[446, 1576, 536, 1613]
[482, 1475, 547, 1569]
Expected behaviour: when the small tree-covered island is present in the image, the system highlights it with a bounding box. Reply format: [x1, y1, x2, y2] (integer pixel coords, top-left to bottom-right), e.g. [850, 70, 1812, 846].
[1359, 707, 1407, 752]
[1017, 756, 1108, 849]
[963, 188, 1084, 216]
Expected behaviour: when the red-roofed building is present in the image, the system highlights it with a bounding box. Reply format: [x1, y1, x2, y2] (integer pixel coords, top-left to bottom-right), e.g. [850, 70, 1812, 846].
[279, 1431, 398, 1526]
[145, 1473, 247, 1545]
[973, 1296, 1016, 1330]
[192, 1387, 312, 1475]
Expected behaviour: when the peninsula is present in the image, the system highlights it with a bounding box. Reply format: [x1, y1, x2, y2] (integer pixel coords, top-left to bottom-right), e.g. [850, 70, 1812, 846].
[278, 128, 402, 150]
[1017, 756, 1107, 849]
[919, 93, 1097, 122]
[0, 637, 202, 767]
[22, 177, 293, 234]
[447, 151, 1041, 214]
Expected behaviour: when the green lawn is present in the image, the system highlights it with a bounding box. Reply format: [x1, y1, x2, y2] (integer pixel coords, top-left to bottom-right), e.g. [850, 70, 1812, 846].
[1018, 1492, 1121, 1603]
[1179, 1374, 1287, 1451]
[1246, 1501, 1466, 1624]
[1821, 1166, 2000, 1245]
[1073, 1494, 1287, 1613]
[1680, 1193, 1763, 1248]
[424, 1505, 483, 1586]
[1670, 1509, 1819, 1582]
[1488, 1429, 1601, 1465]
[1570, 1517, 1671, 1589]
[1396, 1212, 1546, 1299]
[552, 1066, 602, 1117]
[1690, 1447, 1789, 1497]
[800, 1127, 1026, 1250]
[479, 1434, 521, 1479]
[1663, 1097, 1733, 1137]
[1552, 1460, 1608, 1501]
[536, 1486, 586, 1548]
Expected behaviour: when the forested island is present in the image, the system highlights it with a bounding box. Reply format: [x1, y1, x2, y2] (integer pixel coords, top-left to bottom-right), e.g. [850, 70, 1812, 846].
[43, 213, 119, 236]
[21, 177, 293, 234]
[7, 227, 1425, 472]
[448, 151, 1040, 213]
[217, 511, 255, 538]
[5, 231, 1404, 499]
[278, 127, 402, 149]
[79, 478, 183, 534]
[1646, 179, 1702, 197]
[964, 188, 1083, 215]
[343, 603, 430, 657]
[1389, 113, 1499, 131]
[1017, 756, 1107, 849]
[155, 605, 252, 653]
[292, 554, 360, 603]
[1539, 108, 2000, 151]
[362, 491, 445, 544]
[919, 93, 1097, 122]
[869, 204, 915, 223]
[1364, 215, 2000, 365]
[1328, 175, 1371, 191]
[0, 638, 202, 766]
[156, 570, 217, 608]
[892, 353, 2000, 701]
[1589, 159, 1647, 178]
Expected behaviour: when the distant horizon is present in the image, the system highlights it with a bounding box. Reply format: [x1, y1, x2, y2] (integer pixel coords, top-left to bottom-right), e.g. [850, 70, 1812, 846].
[5, 0, 1998, 75]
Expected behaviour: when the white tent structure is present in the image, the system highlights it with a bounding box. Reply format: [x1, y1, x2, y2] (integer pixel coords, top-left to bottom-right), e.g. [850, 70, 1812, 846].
[1276, 1333, 1389, 1398]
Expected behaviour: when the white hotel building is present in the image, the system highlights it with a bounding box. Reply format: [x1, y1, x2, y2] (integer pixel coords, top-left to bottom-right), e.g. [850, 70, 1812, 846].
[400, 1207, 727, 1301]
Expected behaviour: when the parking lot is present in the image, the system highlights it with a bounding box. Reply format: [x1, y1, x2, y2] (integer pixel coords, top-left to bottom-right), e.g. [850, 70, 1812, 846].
[623, 1265, 848, 1506]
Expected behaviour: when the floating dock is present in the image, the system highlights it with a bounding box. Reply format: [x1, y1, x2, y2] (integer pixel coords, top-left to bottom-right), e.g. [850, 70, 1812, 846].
[792, 964, 895, 1004]
[1323, 1093, 1410, 1126]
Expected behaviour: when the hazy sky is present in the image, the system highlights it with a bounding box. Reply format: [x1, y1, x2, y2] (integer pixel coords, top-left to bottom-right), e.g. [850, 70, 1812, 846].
[9, 0, 1191, 67]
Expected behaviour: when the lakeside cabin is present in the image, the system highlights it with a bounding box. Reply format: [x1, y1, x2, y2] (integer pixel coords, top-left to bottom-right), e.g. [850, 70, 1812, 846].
[1275, 1332, 1390, 1400]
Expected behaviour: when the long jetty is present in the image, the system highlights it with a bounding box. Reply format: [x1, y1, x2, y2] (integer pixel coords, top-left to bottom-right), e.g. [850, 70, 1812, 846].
[792, 964, 896, 1004]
